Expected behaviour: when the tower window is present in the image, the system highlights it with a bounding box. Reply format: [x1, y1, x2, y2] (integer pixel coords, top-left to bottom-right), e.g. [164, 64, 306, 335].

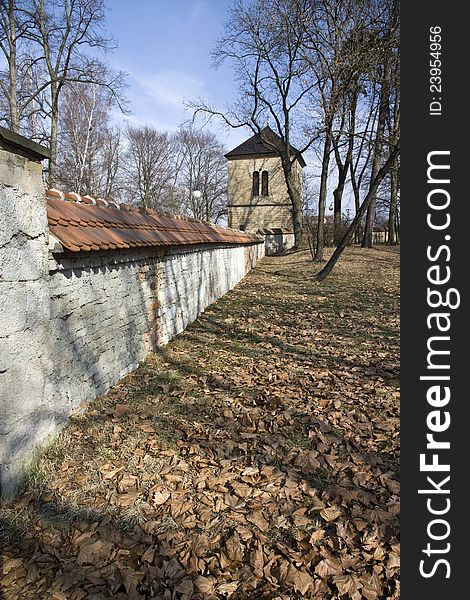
[261, 170, 269, 196]
[252, 171, 260, 197]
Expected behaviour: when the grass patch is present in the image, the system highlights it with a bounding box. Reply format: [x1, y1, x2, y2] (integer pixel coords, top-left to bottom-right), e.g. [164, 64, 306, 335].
[289, 433, 312, 450]
[305, 468, 332, 492]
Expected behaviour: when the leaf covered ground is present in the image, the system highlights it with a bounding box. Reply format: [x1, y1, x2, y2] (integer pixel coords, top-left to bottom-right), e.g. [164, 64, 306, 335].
[0, 246, 400, 599]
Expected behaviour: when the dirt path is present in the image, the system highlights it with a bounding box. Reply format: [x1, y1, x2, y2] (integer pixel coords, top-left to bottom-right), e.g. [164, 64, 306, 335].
[1, 246, 400, 599]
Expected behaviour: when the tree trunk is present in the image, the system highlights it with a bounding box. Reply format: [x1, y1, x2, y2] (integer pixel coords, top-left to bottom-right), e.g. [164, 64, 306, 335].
[388, 78, 400, 246]
[362, 196, 375, 248]
[350, 169, 361, 244]
[78, 87, 97, 193]
[332, 159, 350, 245]
[5, 0, 19, 132]
[332, 94, 356, 246]
[314, 126, 332, 262]
[315, 145, 399, 281]
[292, 200, 303, 248]
[388, 160, 398, 245]
[48, 87, 59, 188]
[284, 163, 303, 248]
[362, 20, 396, 248]
[350, 94, 376, 245]
[333, 187, 342, 245]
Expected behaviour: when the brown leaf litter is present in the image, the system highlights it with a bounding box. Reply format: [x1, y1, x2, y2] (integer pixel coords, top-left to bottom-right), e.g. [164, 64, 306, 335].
[1, 246, 400, 599]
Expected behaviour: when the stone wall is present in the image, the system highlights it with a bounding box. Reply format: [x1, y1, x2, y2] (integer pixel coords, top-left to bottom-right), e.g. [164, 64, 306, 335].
[158, 244, 262, 344]
[0, 140, 55, 500]
[0, 131, 264, 498]
[46, 242, 264, 418]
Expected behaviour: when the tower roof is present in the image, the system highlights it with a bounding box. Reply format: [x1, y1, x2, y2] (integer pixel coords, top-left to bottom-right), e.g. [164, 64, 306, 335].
[224, 126, 306, 167]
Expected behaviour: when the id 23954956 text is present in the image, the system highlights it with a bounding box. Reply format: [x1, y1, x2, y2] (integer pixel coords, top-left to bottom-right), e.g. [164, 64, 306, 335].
[429, 26, 442, 116]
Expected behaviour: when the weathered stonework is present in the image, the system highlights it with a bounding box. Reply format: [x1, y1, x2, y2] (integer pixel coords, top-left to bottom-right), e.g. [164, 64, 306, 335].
[0, 131, 264, 498]
[45, 242, 264, 420]
[225, 127, 305, 256]
[0, 138, 53, 499]
[227, 156, 302, 231]
[264, 231, 296, 256]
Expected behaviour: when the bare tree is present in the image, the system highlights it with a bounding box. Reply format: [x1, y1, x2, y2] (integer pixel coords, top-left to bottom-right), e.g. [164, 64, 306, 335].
[30, 0, 126, 185]
[301, 0, 393, 261]
[0, 0, 21, 131]
[315, 142, 399, 280]
[349, 89, 377, 243]
[301, 170, 318, 216]
[0, 0, 45, 133]
[361, 0, 399, 248]
[387, 49, 399, 245]
[123, 125, 177, 210]
[174, 126, 227, 223]
[331, 92, 356, 245]
[191, 0, 397, 255]
[100, 126, 123, 200]
[56, 80, 123, 198]
[191, 0, 320, 247]
[1, 1, 127, 169]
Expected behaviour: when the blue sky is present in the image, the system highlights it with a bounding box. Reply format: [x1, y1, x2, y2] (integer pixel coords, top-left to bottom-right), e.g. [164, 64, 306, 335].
[106, 0, 249, 152]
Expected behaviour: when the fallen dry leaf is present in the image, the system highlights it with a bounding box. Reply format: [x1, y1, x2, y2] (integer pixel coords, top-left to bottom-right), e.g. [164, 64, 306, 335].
[76, 539, 114, 566]
[315, 556, 343, 578]
[320, 505, 342, 522]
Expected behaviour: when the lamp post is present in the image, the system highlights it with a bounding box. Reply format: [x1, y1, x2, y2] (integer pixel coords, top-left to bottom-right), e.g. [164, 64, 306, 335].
[192, 189, 202, 219]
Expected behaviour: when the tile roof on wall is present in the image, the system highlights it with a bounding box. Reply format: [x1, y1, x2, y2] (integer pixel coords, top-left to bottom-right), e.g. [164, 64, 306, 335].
[46, 189, 263, 253]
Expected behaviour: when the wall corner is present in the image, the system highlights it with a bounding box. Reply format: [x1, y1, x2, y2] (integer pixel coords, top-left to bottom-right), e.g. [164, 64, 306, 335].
[0, 128, 51, 498]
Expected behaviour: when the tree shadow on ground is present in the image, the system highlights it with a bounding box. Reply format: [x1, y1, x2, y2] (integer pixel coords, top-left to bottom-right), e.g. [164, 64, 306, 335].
[0, 491, 197, 598]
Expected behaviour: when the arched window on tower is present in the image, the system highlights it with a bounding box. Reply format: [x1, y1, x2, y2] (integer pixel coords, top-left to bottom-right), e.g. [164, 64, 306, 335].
[261, 170, 269, 196]
[252, 171, 260, 197]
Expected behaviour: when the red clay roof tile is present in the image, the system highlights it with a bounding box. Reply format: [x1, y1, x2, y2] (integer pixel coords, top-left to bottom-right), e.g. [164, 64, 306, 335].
[46, 189, 263, 253]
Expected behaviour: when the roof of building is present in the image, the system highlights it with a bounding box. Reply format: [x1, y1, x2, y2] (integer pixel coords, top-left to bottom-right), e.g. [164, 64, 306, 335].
[257, 228, 294, 235]
[46, 189, 262, 253]
[224, 126, 306, 167]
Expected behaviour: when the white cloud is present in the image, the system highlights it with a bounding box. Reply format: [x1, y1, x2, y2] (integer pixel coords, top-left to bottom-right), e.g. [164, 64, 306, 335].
[110, 65, 251, 151]
[190, 0, 209, 20]
[133, 70, 205, 110]
[108, 67, 207, 133]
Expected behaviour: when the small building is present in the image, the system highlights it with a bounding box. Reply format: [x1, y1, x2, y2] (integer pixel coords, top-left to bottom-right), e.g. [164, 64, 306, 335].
[373, 226, 388, 244]
[257, 227, 296, 256]
[225, 126, 305, 254]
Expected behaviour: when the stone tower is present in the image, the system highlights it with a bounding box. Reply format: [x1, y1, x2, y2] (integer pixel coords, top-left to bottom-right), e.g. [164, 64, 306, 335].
[225, 126, 305, 233]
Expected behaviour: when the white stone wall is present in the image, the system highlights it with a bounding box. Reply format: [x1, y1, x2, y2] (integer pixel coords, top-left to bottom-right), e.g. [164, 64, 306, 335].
[0, 148, 54, 497]
[46, 249, 163, 419]
[46, 242, 264, 415]
[158, 244, 264, 344]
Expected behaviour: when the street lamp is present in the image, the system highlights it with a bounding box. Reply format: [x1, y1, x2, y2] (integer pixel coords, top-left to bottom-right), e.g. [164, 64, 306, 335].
[192, 190, 202, 200]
